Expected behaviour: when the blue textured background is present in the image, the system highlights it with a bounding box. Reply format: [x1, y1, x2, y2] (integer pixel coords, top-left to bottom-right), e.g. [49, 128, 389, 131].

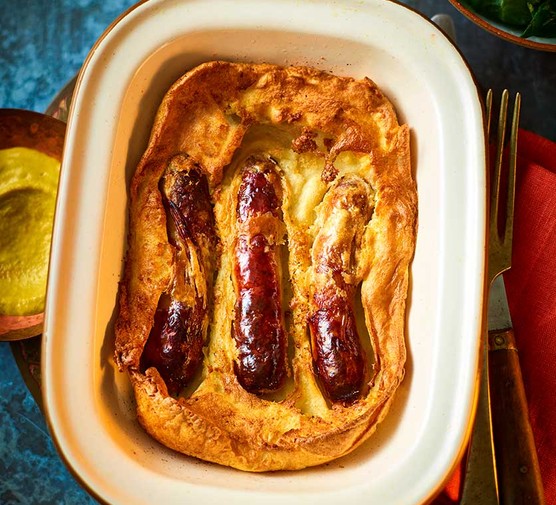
[0, 0, 555, 503]
[0, 0, 136, 114]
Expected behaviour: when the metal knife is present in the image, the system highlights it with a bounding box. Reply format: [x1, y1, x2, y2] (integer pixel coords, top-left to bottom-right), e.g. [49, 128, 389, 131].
[488, 274, 545, 505]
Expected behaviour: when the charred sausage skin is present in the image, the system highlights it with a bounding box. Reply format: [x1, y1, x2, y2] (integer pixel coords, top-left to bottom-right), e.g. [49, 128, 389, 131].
[140, 155, 217, 396]
[232, 155, 288, 394]
[309, 176, 372, 403]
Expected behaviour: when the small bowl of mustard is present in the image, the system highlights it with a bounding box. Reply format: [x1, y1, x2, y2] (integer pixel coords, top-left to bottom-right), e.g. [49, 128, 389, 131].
[0, 109, 65, 340]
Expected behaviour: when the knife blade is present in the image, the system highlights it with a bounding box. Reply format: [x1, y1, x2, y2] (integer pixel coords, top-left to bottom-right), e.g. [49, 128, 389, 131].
[488, 274, 545, 505]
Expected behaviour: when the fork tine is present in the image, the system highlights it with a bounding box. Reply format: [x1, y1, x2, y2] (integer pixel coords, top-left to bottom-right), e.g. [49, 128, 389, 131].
[485, 89, 493, 139]
[490, 89, 509, 241]
[504, 93, 521, 246]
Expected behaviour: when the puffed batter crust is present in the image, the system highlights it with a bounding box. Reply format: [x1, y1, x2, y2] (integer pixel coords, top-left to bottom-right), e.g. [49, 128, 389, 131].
[115, 61, 417, 472]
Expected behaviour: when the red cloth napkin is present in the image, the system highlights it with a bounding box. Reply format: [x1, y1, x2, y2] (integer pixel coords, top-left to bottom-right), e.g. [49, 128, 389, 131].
[434, 129, 556, 505]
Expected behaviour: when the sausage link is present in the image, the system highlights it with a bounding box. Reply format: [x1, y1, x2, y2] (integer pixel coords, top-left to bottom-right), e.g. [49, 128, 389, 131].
[140, 296, 205, 395]
[140, 155, 216, 396]
[308, 176, 372, 403]
[232, 155, 288, 394]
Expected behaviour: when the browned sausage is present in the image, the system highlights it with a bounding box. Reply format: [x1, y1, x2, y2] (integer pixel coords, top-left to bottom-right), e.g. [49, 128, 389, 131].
[308, 176, 372, 403]
[232, 155, 288, 394]
[140, 155, 217, 396]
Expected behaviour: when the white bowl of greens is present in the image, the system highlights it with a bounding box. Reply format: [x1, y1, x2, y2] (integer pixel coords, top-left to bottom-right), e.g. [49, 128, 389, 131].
[450, 0, 556, 51]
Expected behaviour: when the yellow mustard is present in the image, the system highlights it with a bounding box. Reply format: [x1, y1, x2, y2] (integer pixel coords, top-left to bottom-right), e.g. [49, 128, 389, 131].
[0, 147, 60, 315]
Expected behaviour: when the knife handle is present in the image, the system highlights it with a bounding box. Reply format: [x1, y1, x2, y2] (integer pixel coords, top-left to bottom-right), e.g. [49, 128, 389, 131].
[488, 328, 545, 505]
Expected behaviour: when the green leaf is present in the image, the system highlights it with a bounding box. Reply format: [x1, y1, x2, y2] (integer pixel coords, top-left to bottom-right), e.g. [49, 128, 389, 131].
[476, 0, 504, 20]
[499, 0, 533, 26]
[474, 0, 532, 26]
[522, 0, 556, 36]
[465, 0, 481, 7]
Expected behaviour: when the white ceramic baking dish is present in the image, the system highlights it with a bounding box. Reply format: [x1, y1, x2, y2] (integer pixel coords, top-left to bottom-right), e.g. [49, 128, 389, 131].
[42, 0, 486, 503]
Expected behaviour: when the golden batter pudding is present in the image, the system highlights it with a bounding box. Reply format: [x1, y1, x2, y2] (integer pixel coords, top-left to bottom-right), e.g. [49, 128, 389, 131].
[115, 61, 417, 472]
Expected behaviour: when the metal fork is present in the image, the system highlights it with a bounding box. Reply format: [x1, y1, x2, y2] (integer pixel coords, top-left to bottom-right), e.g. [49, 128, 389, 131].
[487, 90, 545, 504]
[486, 89, 519, 282]
[460, 89, 522, 505]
